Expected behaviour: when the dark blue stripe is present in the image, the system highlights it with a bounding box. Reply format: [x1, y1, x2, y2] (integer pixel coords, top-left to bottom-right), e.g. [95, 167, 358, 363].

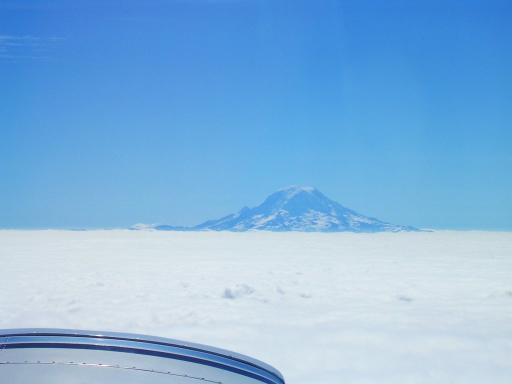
[1, 343, 279, 384]
[0, 332, 283, 384]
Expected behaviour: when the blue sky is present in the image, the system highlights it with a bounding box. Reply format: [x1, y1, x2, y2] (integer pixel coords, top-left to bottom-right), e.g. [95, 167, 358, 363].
[1, 0, 511, 230]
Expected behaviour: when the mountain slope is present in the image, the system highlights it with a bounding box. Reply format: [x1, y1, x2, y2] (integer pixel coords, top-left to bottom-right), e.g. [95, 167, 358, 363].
[184, 186, 417, 232]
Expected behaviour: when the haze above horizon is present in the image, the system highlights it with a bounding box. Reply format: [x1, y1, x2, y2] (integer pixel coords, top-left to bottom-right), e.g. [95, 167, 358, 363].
[1, 0, 511, 230]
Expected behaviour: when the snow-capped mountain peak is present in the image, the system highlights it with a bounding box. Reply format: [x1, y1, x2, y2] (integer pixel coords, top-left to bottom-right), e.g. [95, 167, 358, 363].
[277, 185, 317, 197]
[190, 186, 417, 232]
[136, 186, 417, 232]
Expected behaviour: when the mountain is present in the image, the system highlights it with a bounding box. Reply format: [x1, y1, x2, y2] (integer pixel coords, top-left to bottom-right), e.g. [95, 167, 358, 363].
[135, 186, 418, 232]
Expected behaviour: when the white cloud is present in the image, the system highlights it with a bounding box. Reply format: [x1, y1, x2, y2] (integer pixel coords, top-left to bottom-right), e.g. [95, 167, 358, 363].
[0, 35, 63, 61]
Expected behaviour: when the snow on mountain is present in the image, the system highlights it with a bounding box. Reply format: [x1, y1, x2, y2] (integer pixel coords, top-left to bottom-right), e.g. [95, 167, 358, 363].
[142, 186, 417, 232]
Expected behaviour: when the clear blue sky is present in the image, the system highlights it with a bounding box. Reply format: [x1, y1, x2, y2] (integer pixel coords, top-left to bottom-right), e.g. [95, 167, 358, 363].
[1, 0, 511, 230]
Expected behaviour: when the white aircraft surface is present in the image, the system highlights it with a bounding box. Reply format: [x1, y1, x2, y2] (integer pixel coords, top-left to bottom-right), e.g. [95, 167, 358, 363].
[0, 329, 284, 384]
